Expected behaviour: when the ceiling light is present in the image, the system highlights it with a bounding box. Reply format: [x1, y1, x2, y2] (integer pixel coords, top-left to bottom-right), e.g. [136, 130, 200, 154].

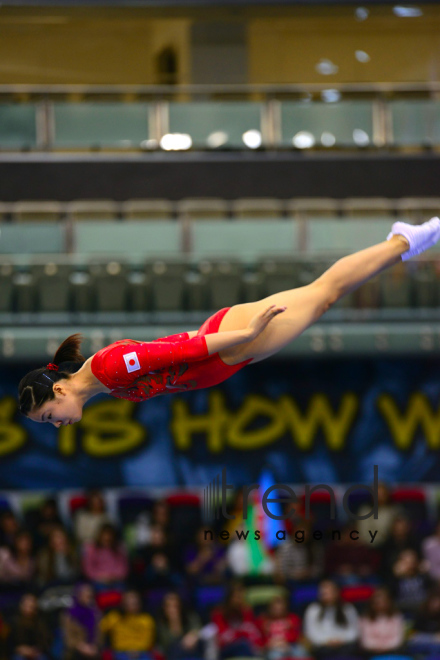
[207, 131, 228, 148]
[242, 130, 262, 149]
[293, 131, 315, 149]
[393, 5, 423, 17]
[321, 89, 341, 103]
[355, 7, 369, 20]
[315, 59, 339, 76]
[355, 50, 370, 63]
[321, 132, 336, 147]
[353, 129, 370, 146]
[160, 133, 192, 151]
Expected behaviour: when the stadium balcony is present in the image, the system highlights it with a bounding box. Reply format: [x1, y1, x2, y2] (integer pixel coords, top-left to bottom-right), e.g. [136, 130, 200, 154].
[1, 83, 440, 201]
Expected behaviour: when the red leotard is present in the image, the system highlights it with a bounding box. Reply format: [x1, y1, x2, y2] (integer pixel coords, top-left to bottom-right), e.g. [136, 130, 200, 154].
[90, 307, 252, 402]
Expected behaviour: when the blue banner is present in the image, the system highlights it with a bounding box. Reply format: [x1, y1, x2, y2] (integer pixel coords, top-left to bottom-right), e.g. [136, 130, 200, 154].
[1, 357, 440, 489]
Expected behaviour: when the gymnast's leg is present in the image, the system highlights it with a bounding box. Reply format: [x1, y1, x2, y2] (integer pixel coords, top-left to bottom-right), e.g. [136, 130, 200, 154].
[218, 234, 412, 365]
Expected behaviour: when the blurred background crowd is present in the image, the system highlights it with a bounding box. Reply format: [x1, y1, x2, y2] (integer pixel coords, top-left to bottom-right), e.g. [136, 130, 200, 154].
[0, 485, 440, 660]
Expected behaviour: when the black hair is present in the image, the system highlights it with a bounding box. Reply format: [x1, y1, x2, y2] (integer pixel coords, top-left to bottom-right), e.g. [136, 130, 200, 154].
[10, 529, 33, 558]
[365, 587, 396, 621]
[317, 580, 348, 627]
[18, 334, 85, 416]
[158, 591, 191, 628]
[95, 523, 119, 551]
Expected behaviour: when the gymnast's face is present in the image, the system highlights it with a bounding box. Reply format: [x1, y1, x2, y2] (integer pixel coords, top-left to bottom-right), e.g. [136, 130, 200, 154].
[28, 381, 83, 427]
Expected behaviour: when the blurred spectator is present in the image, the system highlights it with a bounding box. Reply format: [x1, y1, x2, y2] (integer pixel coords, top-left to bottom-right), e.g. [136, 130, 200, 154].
[324, 525, 380, 585]
[409, 588, 440, 655]
[133, 524, 181, 589]
[143, 550, 183, 589]
[226, 524, 274, 577]
[74, 491, 109, 546]
[82, 524, 128, 586]
[275, 521, 324, 583]
[37, 527, 79, 586]
[258, 594, 307, 660]
[222, 491, 245, 538]
[359, 587, 405, 655]
[8, 593, 51, 660]
[0, 510, 19, 548]
[211, 582, 263, 659]
[0, 530, 36, 585]
[380, 514, 419, 577]
[303, 579, 358, 658]
[135, 524, 173, 564]
[100, 590, 155, 660]
[0, 611, 7, 660]
[135, 499, 172, 547]
[156, 592, 203, 660]
[184, 527, 226, 585]
[357, 482, 400, 547]
[422, 520, 440, 581]
[389, 548, 432, 614]
[33, 498, 63, 549]
[61, 583, 100, 660]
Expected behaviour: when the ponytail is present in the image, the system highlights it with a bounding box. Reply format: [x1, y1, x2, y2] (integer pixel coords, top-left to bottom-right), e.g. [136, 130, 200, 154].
[53, 333, 85, 366]
[18, 334, 85, 417]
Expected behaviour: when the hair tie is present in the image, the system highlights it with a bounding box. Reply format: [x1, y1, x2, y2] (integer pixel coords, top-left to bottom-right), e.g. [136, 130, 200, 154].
[46, 363, 58, 371]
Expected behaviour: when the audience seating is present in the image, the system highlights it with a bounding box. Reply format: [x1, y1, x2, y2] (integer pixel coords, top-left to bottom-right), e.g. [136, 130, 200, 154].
[66, 199, 119, 221]
[245, 585, 288, 608]
[120, 198, 175, 220]
[12, 201, 64, 223]
[118, 493, 154, 526]
[231, 198, 284, 218]
[0, 222, 65, 254]
[341, 584, 376, 604]
[286, 197, 341, 217]
[190, 219, 299, 261]
[396, 197, 440, 222]
[380, 262, 412, 308]
[306, 218, 393, 253]
[0, 196, 439, 225]
[73, 220, 182, 258]
[291, 584, 319, 611]
[341, 198, 396, 217]
[177, 198, 230, 219]
[0, 484, 437, 660]
[412, 260, 440, 307]
[0, 254, 438, 314]
[391, 487, 428, 521]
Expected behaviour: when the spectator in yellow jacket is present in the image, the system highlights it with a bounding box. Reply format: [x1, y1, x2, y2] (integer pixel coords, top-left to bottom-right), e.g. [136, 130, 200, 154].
[100, 590, 155, 660]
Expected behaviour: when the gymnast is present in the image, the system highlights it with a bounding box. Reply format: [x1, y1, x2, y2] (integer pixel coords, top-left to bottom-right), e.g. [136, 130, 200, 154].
[19, 218, 440, 428]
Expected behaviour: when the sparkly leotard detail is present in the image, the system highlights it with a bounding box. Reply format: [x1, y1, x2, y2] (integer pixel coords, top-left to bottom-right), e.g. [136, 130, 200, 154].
[90, 307, 252, 402]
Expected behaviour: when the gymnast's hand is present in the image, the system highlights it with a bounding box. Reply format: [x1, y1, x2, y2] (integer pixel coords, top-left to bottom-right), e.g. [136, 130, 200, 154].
[246, 304, 287, 341]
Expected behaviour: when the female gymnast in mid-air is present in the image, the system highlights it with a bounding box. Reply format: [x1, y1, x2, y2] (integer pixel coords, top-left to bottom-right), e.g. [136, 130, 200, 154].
[19, 218, 440, 428]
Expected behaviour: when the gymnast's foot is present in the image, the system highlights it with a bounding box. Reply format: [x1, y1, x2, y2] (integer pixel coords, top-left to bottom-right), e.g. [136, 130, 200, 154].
[387, 217, 440, 261]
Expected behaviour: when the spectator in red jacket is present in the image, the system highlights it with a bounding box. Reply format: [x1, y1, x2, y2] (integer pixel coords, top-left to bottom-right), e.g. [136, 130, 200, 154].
[211, 582, 263, 659]
[259, 595, 308, 660]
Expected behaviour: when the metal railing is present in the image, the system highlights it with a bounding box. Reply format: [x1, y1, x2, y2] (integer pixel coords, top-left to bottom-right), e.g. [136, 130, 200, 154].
[2, 80, 440, 152]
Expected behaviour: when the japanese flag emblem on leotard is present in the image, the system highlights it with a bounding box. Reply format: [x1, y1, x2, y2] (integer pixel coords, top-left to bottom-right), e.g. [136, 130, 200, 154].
[123, 351, 141, 373]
